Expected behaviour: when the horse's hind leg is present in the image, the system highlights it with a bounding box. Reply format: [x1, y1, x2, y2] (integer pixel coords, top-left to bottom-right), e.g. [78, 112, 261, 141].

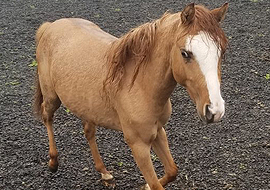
[83, 122, 114, 186]
[41, 96, 61, 172]
[152, 127, 178, 187]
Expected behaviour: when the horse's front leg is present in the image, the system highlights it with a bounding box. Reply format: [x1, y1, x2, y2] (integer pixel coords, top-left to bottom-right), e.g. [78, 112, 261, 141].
[123, 124, 164, 190]
[152, 127, 178, 187]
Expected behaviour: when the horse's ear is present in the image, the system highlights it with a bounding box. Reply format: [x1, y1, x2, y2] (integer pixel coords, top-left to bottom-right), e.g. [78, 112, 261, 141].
[181, 3, 195, 25]
[211, 3, 229, 23]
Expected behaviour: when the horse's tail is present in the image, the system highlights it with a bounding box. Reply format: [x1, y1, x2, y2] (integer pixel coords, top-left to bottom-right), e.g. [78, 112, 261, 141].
[33, 22, 51, 119]
[33, 69, 43, 119]
[36, 22, 51, 45]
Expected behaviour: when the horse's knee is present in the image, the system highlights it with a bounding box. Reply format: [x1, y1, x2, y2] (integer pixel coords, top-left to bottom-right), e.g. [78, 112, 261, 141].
[83, 123, 96, 141]
[41, 102, 53, 123]
[41, 99, 61, 122]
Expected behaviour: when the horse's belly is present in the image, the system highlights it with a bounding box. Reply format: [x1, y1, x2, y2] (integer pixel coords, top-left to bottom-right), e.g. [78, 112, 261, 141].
[52, 61, 121, 131]
[76, 104, 122, 131]
[58, 89, 122, 131]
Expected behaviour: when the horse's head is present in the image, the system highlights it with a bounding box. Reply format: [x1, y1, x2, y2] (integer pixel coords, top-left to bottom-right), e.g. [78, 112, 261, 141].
[171, 3, 228, 123]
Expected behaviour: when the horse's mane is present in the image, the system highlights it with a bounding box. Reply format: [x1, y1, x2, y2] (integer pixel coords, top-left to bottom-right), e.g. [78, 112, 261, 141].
[103, 5, 228, 95]
[103, 19, 159, 93]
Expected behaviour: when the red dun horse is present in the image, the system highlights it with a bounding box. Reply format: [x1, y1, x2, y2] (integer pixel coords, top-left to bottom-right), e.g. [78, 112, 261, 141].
[34, 3, 228, 190]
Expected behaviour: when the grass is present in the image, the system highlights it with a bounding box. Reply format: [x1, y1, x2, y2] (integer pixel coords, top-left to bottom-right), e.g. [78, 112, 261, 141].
[6, 81, 20, 86]
[29, 60, 38, 67]
[10, 81, 20, 85]
[65, 108, 70, 113]
[264, 73, 270, 80]
[118, 161, 123, 167]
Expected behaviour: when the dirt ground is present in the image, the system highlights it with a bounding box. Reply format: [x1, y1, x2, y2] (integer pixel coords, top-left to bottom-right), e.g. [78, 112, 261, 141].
[0, 0, 269, 189]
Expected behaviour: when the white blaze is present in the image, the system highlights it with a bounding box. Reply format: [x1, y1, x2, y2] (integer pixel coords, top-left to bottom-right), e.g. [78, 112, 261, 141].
[185, 31, 225, 121]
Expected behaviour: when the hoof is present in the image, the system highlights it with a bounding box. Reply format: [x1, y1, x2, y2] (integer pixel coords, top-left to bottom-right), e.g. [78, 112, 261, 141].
[48, 159, 58, 173]
[140, 184, 151, 190]
[101, 173, 115, 188]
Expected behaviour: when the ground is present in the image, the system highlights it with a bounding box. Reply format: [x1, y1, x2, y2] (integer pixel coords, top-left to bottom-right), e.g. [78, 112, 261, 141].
[0, 0, 269, 189]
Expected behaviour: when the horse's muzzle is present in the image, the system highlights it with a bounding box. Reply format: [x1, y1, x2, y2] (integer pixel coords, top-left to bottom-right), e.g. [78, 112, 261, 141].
[205, 105, 215, 123]
[204, 103, 224, 124]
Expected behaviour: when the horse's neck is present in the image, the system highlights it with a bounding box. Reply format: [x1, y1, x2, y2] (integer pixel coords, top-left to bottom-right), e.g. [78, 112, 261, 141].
[142, 23, 178, 105]
[122, 14, 180, 107]
[141, 52, 177, 106]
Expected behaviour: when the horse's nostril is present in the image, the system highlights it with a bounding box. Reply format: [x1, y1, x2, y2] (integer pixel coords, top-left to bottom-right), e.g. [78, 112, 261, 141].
[205, 105, 214, 123]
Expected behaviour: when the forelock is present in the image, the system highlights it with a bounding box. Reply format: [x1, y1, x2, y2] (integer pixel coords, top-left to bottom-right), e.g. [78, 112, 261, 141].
[180, 5, 228, 54]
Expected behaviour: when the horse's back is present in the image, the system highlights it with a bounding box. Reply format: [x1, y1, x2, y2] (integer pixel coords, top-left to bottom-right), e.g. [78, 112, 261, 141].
[36, 18, 116, 69]
[36, 18, 120, 129]
[36, 18, 116, 59]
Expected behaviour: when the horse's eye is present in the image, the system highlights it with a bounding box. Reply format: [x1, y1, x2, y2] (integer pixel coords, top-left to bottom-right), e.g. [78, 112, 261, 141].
[181, 50, 191, 59]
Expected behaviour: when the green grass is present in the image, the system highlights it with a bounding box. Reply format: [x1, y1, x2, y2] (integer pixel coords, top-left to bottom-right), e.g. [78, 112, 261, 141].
[7, 81, 20, 86]
[65, 108, 70, 113]
[29, 60, 38, 67]
[264, 73, 270, 80]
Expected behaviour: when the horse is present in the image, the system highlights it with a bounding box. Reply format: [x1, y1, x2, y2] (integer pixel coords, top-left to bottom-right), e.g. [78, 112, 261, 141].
[34, 3, 228, 190]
